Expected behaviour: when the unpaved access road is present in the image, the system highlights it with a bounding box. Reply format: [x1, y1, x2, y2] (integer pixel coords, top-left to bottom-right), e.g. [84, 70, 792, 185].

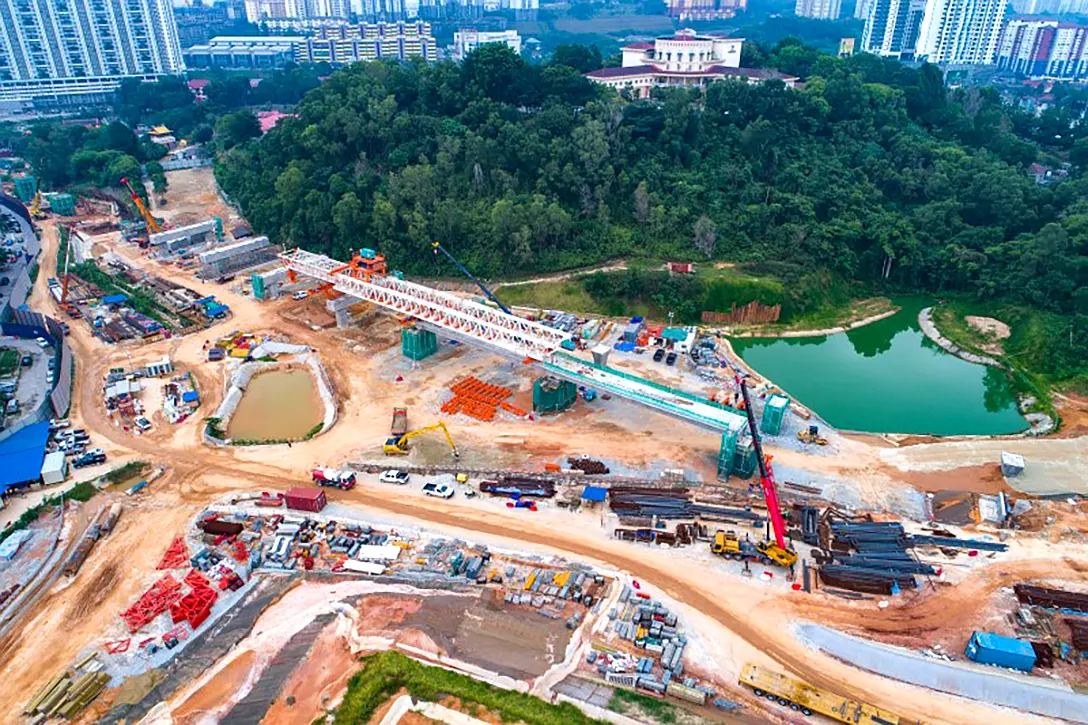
[8, 207, 1086, 725]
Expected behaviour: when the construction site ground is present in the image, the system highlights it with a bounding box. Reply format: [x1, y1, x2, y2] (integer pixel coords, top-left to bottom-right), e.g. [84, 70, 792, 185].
[4, 171, 1088, 725]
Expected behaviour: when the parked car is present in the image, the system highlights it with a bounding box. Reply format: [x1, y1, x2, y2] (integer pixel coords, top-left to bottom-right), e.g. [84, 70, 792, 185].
[134, 416, 152, 432]
[665, 352, 677, 366]
[422, 481, 455, 499]
[292, 290, 309, 300]
[653, 348, 665, 363]
[207, 348, 225, 362]
[49, 418, 71, 430]
[379, 469, 410, 485]
[20, 355, 31, 367]
[72, 452, 106, 468]
[34, 337, 49, 348]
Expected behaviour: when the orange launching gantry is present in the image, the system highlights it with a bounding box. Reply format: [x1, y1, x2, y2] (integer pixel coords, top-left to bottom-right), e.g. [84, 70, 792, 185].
[285, 247, 388, 301]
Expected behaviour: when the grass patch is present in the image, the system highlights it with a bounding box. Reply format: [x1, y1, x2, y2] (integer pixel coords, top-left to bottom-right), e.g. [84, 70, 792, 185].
[102, 460, 149, 486]
[928, 300, 1088, 418]
[66, 481, 98, 502]
[28, 262, 38, 284]
[499, 280, 608, 315]
[326, 650, 607, 725]
[608, 688, 679, 724]
[0, 348, 20, 377]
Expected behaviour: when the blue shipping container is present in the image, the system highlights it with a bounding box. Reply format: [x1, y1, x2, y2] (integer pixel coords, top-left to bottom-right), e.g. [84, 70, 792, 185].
[965, 631, 1036, 672]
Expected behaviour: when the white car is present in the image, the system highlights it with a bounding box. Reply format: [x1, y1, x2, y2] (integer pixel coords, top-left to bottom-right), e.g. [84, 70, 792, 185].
[134, 416, 152, 432]
[85, 448, 105, 458]
[34, 337, 49, 348]
[380, 469, 410, 485]
[422, 481, 455, 499]
[292, 290, 309, 300]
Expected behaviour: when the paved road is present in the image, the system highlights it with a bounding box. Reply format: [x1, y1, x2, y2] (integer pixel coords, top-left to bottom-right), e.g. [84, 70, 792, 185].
[796, 622, 1088, 723]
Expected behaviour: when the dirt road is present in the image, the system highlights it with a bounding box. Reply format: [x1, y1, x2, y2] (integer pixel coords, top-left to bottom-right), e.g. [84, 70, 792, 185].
[5, 200, 1084, 725]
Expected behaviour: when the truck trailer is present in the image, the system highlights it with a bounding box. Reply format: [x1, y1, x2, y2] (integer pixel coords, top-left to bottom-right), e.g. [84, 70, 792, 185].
[738, 664, 921, 724]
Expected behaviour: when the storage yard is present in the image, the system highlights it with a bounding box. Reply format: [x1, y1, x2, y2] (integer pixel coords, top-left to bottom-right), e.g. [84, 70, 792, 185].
[2, 167, 1088, 725]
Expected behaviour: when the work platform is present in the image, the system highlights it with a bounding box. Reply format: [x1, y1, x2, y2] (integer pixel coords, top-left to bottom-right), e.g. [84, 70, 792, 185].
[281, 249, 747, 433]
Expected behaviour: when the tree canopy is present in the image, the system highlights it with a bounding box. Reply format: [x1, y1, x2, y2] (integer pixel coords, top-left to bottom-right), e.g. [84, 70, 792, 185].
[216, 43, 1087, 334]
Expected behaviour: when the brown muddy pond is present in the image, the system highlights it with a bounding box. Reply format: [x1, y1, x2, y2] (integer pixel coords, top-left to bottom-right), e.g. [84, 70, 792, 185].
[227, 368, 323, 441]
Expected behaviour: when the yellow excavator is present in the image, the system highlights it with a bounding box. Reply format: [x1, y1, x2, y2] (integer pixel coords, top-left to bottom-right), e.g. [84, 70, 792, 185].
[383, 421, 459, 457]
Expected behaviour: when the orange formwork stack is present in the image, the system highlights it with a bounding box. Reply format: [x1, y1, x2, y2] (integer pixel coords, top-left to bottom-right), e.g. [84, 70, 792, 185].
[442, 376, 527, 421]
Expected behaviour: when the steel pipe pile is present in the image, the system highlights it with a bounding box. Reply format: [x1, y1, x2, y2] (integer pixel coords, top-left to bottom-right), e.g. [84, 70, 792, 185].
[1015, 584, 1088, 612]
[909, 535, 1007, 552]
[607, 487, 763, 523]
[819, 564, 917, 594]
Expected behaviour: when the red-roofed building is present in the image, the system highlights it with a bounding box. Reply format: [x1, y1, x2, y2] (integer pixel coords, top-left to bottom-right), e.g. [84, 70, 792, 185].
[256, 110, 296, 134]
[188, 78, 210, 102]
[587, 29, 796, 98]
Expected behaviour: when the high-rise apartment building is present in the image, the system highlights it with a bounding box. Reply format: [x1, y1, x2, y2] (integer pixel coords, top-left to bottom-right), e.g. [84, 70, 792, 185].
[795, 0, 841, 19]
[299, 21, 435, 62]
[665, 0, 747, 21]
[452, 29, 520, 60]
[996, 18, 1088, 78]
[914, 0, 1009, 64]
[0, 0, 184, 111]
[861, 0, 928, 57]
[1010, 0, 1088, 13]
[248, 0, 537, 22]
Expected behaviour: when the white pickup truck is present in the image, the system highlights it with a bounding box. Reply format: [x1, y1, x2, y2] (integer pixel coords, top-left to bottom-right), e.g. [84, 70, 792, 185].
[422, 481, 454, 499]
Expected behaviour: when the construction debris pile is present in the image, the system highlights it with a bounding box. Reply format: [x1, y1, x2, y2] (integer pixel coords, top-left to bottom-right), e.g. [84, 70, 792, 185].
[1011, 584, 1088, 667]
[479, 477, 557, 499]
[442, 376, 526, 421]
[162, 372, 200, 424]
[591, 583, 731, 710]
[23, 654, 109, 721]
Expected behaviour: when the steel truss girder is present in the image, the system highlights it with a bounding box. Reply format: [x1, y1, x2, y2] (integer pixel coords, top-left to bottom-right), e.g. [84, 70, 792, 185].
[280, 249, 570, 359]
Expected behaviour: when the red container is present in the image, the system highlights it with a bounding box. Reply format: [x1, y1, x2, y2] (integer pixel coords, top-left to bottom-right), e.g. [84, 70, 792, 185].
[284, 487, 327, 512]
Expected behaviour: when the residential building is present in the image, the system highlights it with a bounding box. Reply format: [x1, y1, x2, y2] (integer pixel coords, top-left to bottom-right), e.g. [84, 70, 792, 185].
[0, 0, 185, 111]
[452, 30, 520, 61]
[252, 0, 537, 22]
[914, 0, 1009, 65]
[665, 0, 747, 21]
[1011, 0, 1088, 12]
[856, 0, 875, 18]
[244, 0, 351, 22]
[585, 30, 798, 99]
[861, 0, 928, 58]
[297, 21, 436, 62]
[996, 18, 1088, 79]
[183, 36, 301, 68]
[174, 1, 247, 48]
[796, 0, 841, 19]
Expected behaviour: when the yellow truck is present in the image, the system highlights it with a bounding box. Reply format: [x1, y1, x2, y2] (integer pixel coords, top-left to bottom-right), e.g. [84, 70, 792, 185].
[739, 664, 920, 724]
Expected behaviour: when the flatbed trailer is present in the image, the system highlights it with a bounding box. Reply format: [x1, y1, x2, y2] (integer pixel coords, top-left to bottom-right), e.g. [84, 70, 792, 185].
[739, 664, 922, 724]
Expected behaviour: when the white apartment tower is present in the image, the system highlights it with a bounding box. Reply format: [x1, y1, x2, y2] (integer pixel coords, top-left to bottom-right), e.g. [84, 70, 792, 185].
[795, 0, 841, 19]
[862, 0, 928, 57]
[914, 0, 1009, 65]
[0, 0, 184, 109]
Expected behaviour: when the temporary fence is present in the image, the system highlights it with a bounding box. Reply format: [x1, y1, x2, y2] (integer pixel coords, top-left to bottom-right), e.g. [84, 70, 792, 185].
[701, 301, 781, 325]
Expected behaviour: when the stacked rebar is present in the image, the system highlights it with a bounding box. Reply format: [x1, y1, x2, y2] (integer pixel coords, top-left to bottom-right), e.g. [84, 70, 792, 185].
[820, 521, 922, 594]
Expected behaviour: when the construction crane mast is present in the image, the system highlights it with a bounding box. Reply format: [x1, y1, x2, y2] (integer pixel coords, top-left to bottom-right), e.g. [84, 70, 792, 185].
[431, 241, 512, 315]
[735, 375, 792, 557]
[119, 177, 161, 234]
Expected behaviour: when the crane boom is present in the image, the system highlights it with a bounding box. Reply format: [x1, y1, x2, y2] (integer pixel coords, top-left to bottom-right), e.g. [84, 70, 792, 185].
[119, 177, 161, 234]
[431, 241, 512, 315]
[735, 375, 788, 550]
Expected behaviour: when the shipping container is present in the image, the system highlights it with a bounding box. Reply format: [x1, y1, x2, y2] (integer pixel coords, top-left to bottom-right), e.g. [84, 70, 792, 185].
[284, 487, 327, 512]
[198, 519, 245, 536]
[965, 631, 1036, 672]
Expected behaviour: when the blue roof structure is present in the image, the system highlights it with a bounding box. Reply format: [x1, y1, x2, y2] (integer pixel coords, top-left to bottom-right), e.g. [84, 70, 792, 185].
[182, 390, 199, 403]
[102, 293, 128, 305]
[0, 421, 51, 493]
[582, 485, 607, 502]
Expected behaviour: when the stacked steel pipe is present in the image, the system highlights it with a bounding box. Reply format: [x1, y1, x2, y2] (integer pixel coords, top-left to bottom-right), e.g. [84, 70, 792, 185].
[607, 487, 764, 523]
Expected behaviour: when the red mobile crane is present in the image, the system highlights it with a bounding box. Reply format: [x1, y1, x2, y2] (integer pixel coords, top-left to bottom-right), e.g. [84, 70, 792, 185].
[735, 374, 798, 568]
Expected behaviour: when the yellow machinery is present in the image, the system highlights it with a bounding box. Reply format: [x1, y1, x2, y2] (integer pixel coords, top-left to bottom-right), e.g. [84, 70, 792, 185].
[739, 664, 921, 724]
[756, 541, 798, 568]
[30, 191, 46, 220]
[711, 530, 751, 560]
[383, 422, 459, 457]
[797, 425, 828, 446]
[119, 177, 162, 234]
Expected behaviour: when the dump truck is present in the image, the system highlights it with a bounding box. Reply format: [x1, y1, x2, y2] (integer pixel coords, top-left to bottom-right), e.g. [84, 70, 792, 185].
[739, 664, 921, 724]
[391, 406, 408, 436]
[311, 468, 356, 490]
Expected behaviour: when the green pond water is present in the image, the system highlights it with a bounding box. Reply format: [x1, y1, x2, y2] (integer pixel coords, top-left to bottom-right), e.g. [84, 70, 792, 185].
[730, 301, 1028, 436]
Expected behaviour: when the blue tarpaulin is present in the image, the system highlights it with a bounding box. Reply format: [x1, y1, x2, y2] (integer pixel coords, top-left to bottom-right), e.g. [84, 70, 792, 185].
[0, 421, 51, 493]
[182, 390, 199, 403]
[582, 485, 607, 502]
[101, 293, 128, 305]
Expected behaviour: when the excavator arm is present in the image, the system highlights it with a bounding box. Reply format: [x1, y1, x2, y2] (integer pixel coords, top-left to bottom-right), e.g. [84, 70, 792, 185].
[120, 177, 162, 234]
[384, 422, 459, 457]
